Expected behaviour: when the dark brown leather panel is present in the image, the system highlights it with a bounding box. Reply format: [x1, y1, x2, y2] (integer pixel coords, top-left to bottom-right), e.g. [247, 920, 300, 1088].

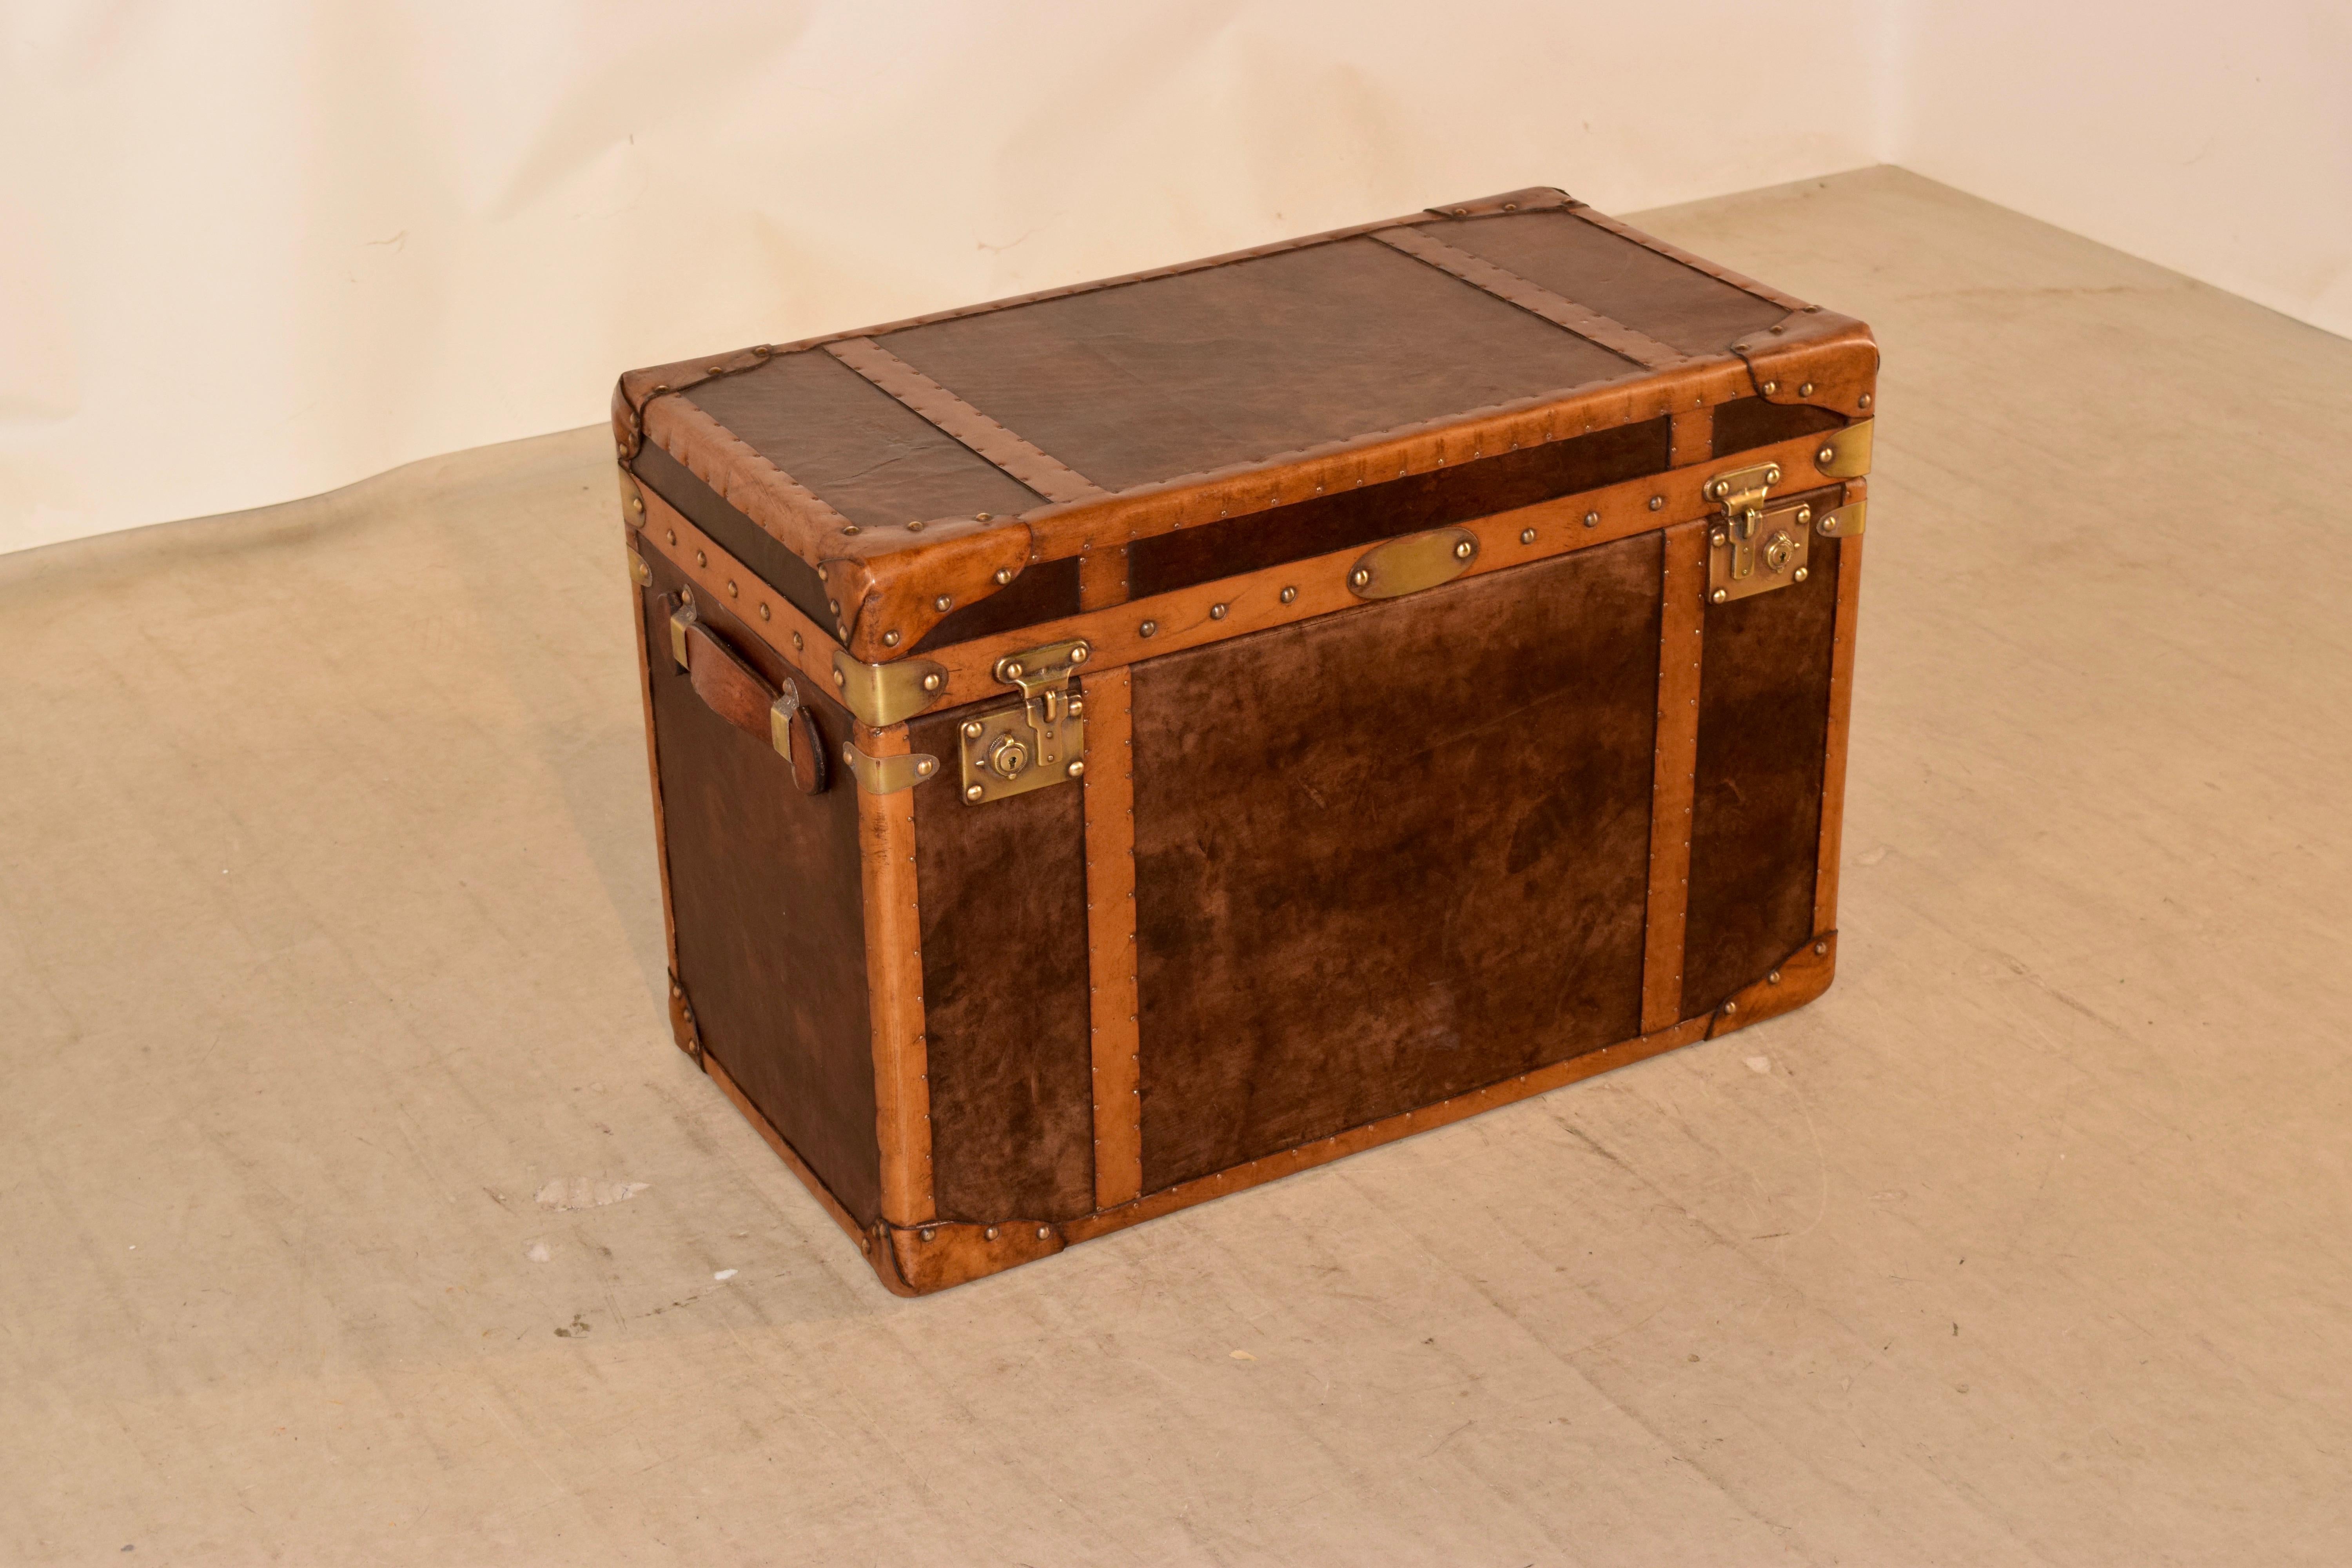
[1681, 537, 1840, 1018]
[1132, 537, 1661, 1191]
[639, 554, 881, 1224]
[633, 442, 835, 629]
[1710, 395, 1845, 457]
[909, 707, 1095, 1221]
[909, 555, 1083, 652]
[1438, 211, 1788, 358]
[686, 348, 1044, 530]
[1128, 418, 1670, 599]
[878, 238, 1639, 494]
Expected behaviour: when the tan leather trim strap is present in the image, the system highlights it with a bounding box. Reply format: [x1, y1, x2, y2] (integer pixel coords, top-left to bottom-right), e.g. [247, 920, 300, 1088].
[826, 337, 1111, 506]
[1813, 488, 1866, 933]
[857, 723, 933, 1226]
[913, 425, 1847, 711]
[1372, 226, 1685, 370]
[1641, 521, 1707, 1034]
[1080, 667, 1143, 1210]
[1567, 207, 1811, 313]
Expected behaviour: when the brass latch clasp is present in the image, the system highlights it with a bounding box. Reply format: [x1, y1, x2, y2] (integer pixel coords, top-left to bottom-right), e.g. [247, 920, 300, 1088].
[957, 638, 1091, 804]
[1704, 460, 1812, 605]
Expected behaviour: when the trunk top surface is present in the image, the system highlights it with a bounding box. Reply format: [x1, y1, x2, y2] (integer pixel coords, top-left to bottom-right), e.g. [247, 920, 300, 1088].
[615, 187, 1877, 659]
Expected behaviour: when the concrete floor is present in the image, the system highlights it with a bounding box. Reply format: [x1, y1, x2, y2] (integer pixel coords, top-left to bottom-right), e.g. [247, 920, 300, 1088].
[5, 167, 2351, 1565]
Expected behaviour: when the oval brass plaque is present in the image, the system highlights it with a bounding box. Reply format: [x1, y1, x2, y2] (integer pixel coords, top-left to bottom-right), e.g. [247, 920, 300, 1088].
[1346, 527, 1481, 600]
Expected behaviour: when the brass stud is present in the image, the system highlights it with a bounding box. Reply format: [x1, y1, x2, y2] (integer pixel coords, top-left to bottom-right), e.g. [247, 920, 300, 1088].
[725, 579, 738, 597]
[920, 1227, 935, 1243]
[832, 670, 845, 686]
[993, 568, 1014, 585]
[1711, 588, 1728, 603]
[933, 595, 953, 612]
[975, 512, 992, 522]
[882, 630, 901, 647]
[1350, 568, 1370, 587]
[792, 631, 804, 650]
[1452, 539, 1475, 559]
[837, 624, 849, 639]
[1209, 603, 1228, 620]
[706, 365, 724, 375]
[840, 743, 854, 763]
[758, 603, 771, 621]
[1139, 620, 1158, 637]
[904, 519, 924, 532]
[680, 586, 694, 603]
[1004, 661, 1024, 678]
[965, 784, 985, 802]
[1815, 941, 1828, 955]
[1710, 530, 1728, 547]
[1793, 567, 1809, 583]
[828, 599, 840, 614]
[1648, 496, 1664, 511]
[916, 758, 935, 777]
[1768, 969, 1782, 985]
[1070, 645, 1089, 663]
[1799, 382, 1815, 397]
[696, 550, 708, 567]
[1817, 445, 1837, 465]
[666, 529, 676, 545]
[1036, 1226, 1051, 1240]
[842, 524, 860, 535]
[1858, 392, 1873, 409]
[1765, 464, 1781, 483]
[1584, 510, 1601, 527]
[1796, 505, 1813, 525]
[1066, 760, 1084, 779]
[1761, 379, 1779, 394]
[985, 1226, 999, 1240]
[1068, 698, 1085, 717]
[817, 566, 828, 582]
[1502, 201, 1517, 211]
[922, 673, 942, 691]
[1520, 528, 1536, 544]
[962, 720, 983, 739]
[1723, 1000, 1739, 1015]
[1279, 586, 1298, 604]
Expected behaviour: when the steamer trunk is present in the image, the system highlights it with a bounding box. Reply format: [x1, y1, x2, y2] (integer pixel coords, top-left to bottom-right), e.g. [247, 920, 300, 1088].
[613, 187, 1876, 1293]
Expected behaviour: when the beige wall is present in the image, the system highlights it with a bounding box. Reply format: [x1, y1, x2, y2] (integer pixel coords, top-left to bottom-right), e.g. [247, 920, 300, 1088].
[4, 1, 2344, 555]
[1891, 2, 2351, 342]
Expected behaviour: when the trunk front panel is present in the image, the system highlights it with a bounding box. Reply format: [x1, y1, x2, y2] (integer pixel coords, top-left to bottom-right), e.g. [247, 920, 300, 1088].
[1128, 535, 1664, 1191]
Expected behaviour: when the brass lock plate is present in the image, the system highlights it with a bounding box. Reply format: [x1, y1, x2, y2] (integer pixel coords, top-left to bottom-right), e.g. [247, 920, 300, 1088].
[1708, 499, 1815, 604]
[956, 636, 1092, 805]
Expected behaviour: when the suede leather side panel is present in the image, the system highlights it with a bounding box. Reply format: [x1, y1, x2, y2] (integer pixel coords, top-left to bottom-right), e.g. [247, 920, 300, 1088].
[1681, 537, 1840, 1018]
[909, 707, 1096, 1221]
[639, 554, 881, 1225]
[1132, 537, 1661, 1191]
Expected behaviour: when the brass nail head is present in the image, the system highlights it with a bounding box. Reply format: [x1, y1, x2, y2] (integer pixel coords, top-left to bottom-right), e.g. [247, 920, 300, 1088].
[916, 759, 934, 776]
[975, 512, 992, 522]
[993, 568, 1014, 585]
[1070, 644, 1089, 662]
[962, 720, 982, 739]
[842, 524, 860, 535]
[1584, 510, 1601, 527]
[1858, 392, 1873, 408]
[832, 670, 845, 686]
[922, 673, 942, 691]
[725, 579, 738, 597]
[985, 1226, 998, 1240]
[1761, 379, 1779, 394]
[1036, 1226, 1051, 1240]
[1768, 970, 1782, 984]
[1139, 619, 1158, 637]
[1453, 540, 1474, 559]
[1711, 588, 1728, 603]
[882, 630, 900, 647]
[792, 632, 804, 650]
[1818, 445, 1837, 464]
[665, 528, 676, 545]
[1066, 760, 1084, 779]
[904, 519, 924, 531]
[1648, 496, 1664, 511]
[1723, 1001, 1738, 1015]
[1793, 567, 1809, 583]
[1519, 528, 1536, 544]
[964, 784, 984, 802]
[934, 595, 953, 612]
[827, 599, 839, 614]
[1209, 603, 1228, 620]
[1815, 941, 1828, 955]
[695, 549, 708, 567]
[1350, 568, 1370, 586]
[1279, 586, 1298, 604]
[1799, 381, 1815, 396]
[1004, 661, 1023, 678]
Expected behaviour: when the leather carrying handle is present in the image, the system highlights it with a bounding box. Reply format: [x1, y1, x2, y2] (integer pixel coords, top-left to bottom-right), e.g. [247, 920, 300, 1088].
[668, 602, 827, 795]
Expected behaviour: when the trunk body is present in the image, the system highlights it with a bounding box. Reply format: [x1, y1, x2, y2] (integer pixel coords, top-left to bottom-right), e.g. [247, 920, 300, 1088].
[614, 188, 1875, 1292]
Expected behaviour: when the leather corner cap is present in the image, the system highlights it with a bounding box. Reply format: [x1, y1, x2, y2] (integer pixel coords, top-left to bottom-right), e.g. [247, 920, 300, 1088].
[1708, 931, 1838, 1039]
[1732, 314, 1879, 419]
[1427, 186, 1580, 218]
[868, 1218, 1063, 1296]
[826, 523, 1036, 662]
